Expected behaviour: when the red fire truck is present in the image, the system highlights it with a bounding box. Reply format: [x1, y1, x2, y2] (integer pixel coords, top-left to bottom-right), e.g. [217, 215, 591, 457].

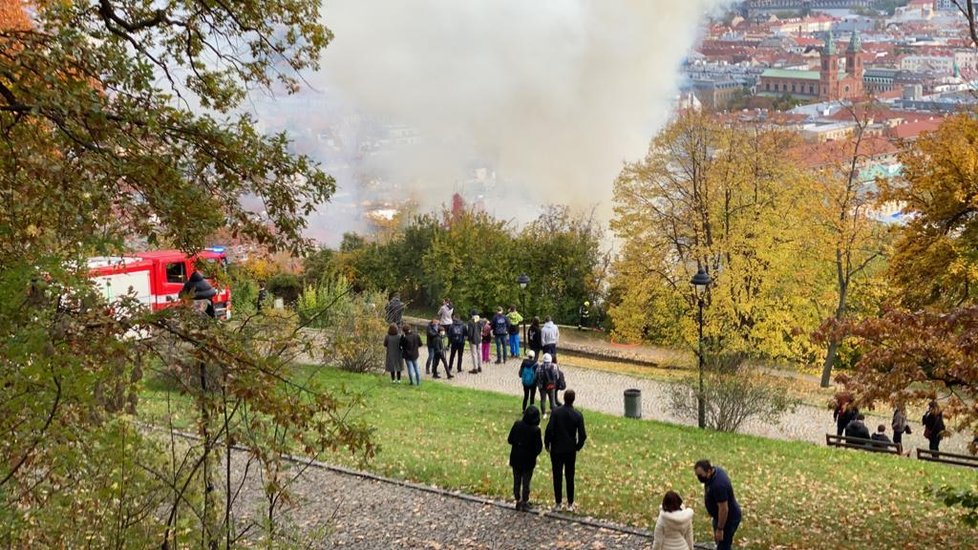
[87, 247, 232, 320]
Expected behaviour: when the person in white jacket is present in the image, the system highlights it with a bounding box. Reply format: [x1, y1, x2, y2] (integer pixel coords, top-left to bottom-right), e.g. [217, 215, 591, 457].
[652, 491, 694, 550]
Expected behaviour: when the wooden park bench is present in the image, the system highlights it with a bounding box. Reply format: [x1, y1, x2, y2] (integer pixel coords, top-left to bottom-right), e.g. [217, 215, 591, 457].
[916, 448, 978, 469]
[825, 433, 902, 454]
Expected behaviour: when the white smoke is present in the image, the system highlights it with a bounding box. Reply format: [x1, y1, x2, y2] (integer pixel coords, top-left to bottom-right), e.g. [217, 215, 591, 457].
[262, 1, 732, 240]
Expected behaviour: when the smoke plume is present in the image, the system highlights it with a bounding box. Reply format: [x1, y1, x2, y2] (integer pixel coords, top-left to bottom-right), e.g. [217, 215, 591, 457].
[256, 1, 731, 242]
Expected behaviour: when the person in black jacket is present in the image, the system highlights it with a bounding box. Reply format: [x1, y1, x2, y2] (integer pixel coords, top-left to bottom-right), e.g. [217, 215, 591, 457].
[527, 317, 543, 358]
[844, 413, 872, 442]
[834, 401, 858, 437]
[447, 313, 468, 374]
[399, 324, 423, 386]
[923, 400, 946, 451]
[424, 318, 439, 375]
[545, 389, 587, 512]
[508, 405, 543, 511]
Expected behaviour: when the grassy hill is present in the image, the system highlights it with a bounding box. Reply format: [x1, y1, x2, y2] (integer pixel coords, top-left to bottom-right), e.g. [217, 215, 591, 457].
[141, 367, 976, 549]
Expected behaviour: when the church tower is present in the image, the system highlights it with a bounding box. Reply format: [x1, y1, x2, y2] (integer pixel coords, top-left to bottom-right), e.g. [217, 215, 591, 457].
[819, 31, 839, 101]
[845, 30, 864, 99]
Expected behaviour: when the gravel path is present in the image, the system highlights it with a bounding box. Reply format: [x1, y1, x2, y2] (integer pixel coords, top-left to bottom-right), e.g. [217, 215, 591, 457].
[229, 451, 664, 549]
[420, 347, 972, 453]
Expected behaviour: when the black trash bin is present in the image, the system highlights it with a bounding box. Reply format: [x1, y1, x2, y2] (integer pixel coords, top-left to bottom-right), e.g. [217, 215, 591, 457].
[624, 388, 642, 419]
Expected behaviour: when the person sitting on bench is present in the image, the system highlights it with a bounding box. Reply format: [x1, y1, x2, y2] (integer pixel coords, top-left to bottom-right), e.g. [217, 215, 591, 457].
[845, 414, 871, 442]
[871, 425, 892, 449]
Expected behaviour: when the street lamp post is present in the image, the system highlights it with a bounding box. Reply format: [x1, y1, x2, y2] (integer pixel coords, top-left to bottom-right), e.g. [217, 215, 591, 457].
[517, 274, 530, 348]
[690, 267, 712, 429]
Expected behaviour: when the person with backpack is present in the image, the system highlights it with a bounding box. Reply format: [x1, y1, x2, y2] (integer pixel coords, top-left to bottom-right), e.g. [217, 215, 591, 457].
[537, 353, 558, 418]
[508, 404, 543, 512]
[507, 305, 524, 358]
[447, 313, 468, 375]
[481, 317, 493, 364]
[518, 351, 539, 411]
[553, 358, 567, 407]
[541, 316, 560, 361]
[491, 307, 510, 364]
[467, 313, 484, 374]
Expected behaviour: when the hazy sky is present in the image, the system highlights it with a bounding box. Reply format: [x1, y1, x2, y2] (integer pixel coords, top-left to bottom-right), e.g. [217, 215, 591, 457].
[257, 1, 731, 243]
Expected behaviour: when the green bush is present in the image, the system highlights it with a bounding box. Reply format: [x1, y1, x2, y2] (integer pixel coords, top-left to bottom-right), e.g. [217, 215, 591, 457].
[329, 291, 388, 373]
[267, 272, 302, 306]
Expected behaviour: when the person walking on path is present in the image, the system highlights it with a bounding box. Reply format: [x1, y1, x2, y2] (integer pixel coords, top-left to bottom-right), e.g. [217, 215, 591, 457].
[467, 314, 484, 374]
[545, 389, 586, 513]
[492, 307, 509, 363]
[923, 400, 946, 452]
[518, 351, 539, 411]
[892, 404, 910, 451]
[541, 316, 560, 361]
[424, 317, 440, 375]
[507, 305, 524, 358]
[694, 459, 741, 550]
[400, 324, 422, 385]
[385, 293, 405, 327]
[527, 317, 543, 358]
[652, 490, 694, 550]
[537, 353, 558, 417]
[438, 298, 454, 327]
[508, 404, 543, 512]
[447, 313, 468, 374]
[383, 324, 404, 383]
[481, 318, 493, 364]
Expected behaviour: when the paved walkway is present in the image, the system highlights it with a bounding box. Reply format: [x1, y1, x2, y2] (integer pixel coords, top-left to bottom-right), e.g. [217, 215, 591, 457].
[420, 347, 972, 453]
[230, 450, 667, 549]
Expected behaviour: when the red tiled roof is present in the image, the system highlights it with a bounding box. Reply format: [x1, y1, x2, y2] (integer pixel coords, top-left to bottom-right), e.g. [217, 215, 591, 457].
[889, 118, 944, 140]
[789, 136, 899, 169]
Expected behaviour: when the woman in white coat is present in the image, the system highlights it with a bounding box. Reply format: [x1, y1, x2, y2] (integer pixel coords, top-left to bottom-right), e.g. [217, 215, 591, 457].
[652, 490, 694, 550]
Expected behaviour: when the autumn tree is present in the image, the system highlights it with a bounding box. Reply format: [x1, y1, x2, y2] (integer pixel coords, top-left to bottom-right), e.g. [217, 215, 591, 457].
[803, 110, 890, 387]
[609, 112, 822, 362]
[0, 0, 374, 546]
[838, 114, 978, 445]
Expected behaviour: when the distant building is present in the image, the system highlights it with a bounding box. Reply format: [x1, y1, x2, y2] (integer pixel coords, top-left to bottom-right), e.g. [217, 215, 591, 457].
[758, 31, 864, 101]
[690, 78, 745, 110]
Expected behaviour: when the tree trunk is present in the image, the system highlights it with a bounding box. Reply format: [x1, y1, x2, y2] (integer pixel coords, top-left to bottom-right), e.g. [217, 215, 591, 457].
[821, 252, 849, 388]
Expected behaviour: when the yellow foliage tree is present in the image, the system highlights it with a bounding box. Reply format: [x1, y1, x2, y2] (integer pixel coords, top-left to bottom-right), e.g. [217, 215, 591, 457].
[609, 112, 823, 362]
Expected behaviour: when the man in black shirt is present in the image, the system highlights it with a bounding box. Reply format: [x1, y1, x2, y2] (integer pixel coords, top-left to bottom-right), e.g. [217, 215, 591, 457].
[695, 459, 741, 550]
[544, 389, 587, 512]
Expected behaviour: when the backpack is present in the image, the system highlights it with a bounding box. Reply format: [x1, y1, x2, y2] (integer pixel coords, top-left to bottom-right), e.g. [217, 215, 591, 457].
[556, 366, 566, 391]
[493, 315, 508, 335]
[521, 362, 537, 386]
[448, 323, 465, 343]
[537, 363, 557, 390]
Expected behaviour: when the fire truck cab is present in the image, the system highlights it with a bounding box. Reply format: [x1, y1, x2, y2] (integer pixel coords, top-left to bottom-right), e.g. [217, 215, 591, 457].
[88, 247, 231, 320]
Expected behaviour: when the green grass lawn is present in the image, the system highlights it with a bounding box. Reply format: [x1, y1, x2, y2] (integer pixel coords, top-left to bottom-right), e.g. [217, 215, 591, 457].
[141, 367, 976, 549]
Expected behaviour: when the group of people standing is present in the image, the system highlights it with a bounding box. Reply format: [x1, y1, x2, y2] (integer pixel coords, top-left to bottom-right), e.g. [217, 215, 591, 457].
[507, 399, 740, 550]
[833, 396, 947, 452]
[385, 294, 743, 549]
[382, 295, 562, 382]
